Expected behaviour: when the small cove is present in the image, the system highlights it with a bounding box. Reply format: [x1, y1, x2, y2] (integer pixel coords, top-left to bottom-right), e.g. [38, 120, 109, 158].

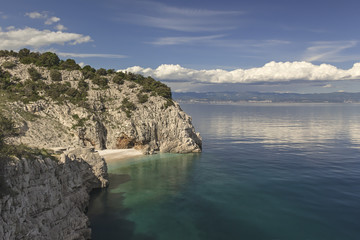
[88, 103, 360, 240]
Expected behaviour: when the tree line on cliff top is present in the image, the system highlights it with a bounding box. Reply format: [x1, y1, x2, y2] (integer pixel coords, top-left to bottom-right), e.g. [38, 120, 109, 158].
[0, 49, 173, 109]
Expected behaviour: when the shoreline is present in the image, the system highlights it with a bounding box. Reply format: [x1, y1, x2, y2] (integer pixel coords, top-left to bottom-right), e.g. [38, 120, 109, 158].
[96, 148, 143, 162]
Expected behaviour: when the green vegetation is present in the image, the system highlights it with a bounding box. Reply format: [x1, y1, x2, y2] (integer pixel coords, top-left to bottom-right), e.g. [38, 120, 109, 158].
[124, 72, 172, 99]
[128, 83, 137, 89]
[96, 68, 107, 76]
[59, 59, 81, 70]
[71, 114, 87, 129]
[137, 93, 149, 103]
[50, 69, 62, 81]
[0, 113, 54, 197]
[28, 67, 42, 81]
[0, 49, 174, 110]
[2, 61, 17, 69]
[37, 52, 60, 68]
[163, 99, 175, 109]
[81, 65, 96, 79]
[121, 97, 136, 118]
[112, 74, 124, 85]
[91, 75, 109, 89]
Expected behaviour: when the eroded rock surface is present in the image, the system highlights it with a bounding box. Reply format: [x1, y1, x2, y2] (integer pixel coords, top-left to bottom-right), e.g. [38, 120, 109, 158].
[0, 58, 202, 154]
[0, 148, 108, 240]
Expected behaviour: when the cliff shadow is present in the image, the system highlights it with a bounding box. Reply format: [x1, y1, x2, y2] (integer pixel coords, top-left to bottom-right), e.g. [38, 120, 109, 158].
[87, 173, 157, 240]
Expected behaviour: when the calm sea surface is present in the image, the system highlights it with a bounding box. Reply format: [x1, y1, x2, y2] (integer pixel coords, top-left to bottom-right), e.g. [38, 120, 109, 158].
[88, 103, 360, 240]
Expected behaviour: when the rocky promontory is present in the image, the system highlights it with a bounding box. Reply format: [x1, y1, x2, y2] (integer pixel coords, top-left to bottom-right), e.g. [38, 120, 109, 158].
[0, 52, 201, 154]
[0, 49, 202, 239]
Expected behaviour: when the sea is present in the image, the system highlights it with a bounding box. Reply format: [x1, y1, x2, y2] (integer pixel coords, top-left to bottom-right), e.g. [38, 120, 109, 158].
[87, 103, 360, 240]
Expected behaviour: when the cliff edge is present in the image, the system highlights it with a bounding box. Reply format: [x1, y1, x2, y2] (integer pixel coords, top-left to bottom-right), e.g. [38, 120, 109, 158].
[0, 148, 108, 240]
[0, 53, 202, 154]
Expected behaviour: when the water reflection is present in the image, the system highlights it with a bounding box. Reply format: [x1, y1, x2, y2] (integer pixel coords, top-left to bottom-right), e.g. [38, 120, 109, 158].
[185, 103, 360, 149]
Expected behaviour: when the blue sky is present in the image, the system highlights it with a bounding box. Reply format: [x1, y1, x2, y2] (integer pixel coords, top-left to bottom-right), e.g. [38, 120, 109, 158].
[2, 0, 360, 93]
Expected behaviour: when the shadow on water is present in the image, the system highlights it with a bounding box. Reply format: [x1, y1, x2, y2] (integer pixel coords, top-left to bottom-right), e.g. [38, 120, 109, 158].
[87, 173, 157, 240]
[87, 153, 200, 240]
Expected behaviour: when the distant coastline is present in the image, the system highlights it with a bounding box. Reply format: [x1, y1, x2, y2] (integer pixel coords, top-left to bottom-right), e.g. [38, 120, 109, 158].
[174, 91, 360, 104]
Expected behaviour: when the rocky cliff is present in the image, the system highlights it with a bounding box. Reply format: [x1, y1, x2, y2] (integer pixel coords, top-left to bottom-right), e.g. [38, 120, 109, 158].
[0, 148, 108, 240]
[0, 51, 201, 240]
[0, 55, 202, 154]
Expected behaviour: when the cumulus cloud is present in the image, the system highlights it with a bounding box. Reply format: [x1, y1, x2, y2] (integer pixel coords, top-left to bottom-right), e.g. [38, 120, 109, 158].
[119, 61, 360, 84]
[0, 27, 92, 49]
[25, 11, 46, 19]
[45, 16, 60, 25]
[54, 24, 67, 31]
[25, 11, 61, 26]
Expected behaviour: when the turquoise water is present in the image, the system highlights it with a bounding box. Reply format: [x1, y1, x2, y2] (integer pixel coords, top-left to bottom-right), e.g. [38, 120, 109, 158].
[88, 103, 360, 240]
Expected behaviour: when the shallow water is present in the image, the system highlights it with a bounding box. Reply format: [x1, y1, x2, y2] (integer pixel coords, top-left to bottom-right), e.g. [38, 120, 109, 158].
[88, 103, 360, 240]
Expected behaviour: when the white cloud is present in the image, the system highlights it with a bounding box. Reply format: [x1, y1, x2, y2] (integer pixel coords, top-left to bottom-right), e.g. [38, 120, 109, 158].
[57, 52, 127, 58]
[119, 61, 360, 84]
[45, 16, 60, 25]
[25, 11, 46, 19]
[0, 27, 92, 49]
[54, 24, 67, 31]
[25, 11, 61, 26]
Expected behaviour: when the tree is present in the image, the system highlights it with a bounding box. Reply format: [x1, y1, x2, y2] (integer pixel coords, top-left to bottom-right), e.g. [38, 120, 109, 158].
[96, 68, 107, 76]
[82, 65, 96, 79]
[50, 69, 62, 81]
[60, 59, 81, 70]
[28, 67, 42, 81]
[37, 52, 60, 68]
[18, 48, 30, 58]
[0, 113, 18, 151]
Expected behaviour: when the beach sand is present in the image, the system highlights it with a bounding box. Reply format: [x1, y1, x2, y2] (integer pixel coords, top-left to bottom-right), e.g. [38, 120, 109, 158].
[97, 148, 143, 162]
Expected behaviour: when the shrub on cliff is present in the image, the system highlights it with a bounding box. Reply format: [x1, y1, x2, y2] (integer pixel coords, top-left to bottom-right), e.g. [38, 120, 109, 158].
[121, 97, 136, 118]
[96, 68, 107, 76]
[28, 67, 42, 81]
[0, 68, 13, 90]
[2, 61, 17, 69]
[82, 65, 96, 79]
[50, 69, 62, 81]
[137, 93, 148, 103]
[0, 113, 17, 197]
[91, 75, 109, 89]
[36, 52, 60, 68]
[60, 59, 81, 70]
[112, 75, 124, 85]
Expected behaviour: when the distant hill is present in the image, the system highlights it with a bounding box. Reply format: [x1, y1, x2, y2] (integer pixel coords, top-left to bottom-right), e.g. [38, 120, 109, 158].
[173, 91, 360, 103]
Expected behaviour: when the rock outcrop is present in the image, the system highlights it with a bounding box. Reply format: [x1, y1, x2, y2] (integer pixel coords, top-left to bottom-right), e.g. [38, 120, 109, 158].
[0, 53, 202, 240]
[0, 57, 202, 154]
[0, 148, 108, 240]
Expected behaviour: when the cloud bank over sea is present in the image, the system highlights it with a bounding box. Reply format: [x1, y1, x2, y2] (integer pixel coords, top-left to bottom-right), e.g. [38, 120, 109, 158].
[119, 61, 360, 84]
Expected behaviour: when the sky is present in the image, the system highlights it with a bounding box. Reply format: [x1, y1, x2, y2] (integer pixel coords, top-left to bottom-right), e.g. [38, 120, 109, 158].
[2, 0, 360, 93]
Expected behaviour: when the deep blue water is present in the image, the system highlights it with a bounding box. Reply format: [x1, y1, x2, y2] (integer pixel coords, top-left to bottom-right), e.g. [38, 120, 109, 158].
[88, 103, 360, 240]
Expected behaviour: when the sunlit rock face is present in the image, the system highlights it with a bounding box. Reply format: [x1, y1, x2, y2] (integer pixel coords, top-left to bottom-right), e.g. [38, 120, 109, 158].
[0, 148, 108, 240]
[1, 57, 202, 154]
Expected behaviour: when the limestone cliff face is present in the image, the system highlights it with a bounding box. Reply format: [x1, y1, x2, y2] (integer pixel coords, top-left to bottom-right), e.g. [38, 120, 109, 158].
[1, 57, 202, 154]
[0, 148, 108, 240]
